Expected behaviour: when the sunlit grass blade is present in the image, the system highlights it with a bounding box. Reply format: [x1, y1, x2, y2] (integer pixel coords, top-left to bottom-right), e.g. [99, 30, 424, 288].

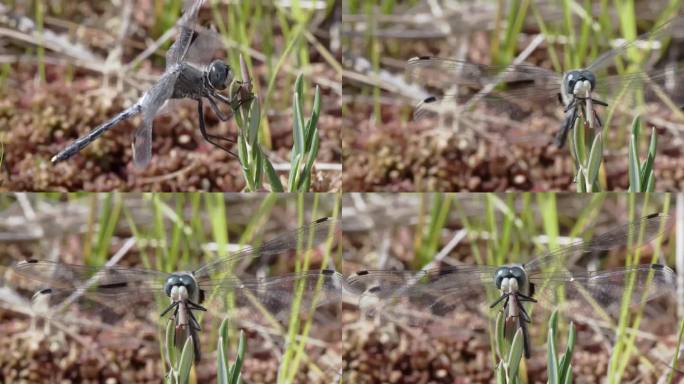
[288, 73, 321, 192]
[217, 318, 245, 384]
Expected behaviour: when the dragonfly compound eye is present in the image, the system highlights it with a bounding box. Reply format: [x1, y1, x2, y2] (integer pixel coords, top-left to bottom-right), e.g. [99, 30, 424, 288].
[510, 266, 528, 287]
[164, 275, 182, 296]
[179, 274, 196, 297]
[494, 267, 510, 289]
[207, 60, 233, 91]
[564, 71, 578, 97]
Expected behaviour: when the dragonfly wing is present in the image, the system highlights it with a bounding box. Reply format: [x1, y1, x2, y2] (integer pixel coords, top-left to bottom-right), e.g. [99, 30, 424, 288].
[407, 56, 562, 136]
[165, 0, 206, 70]
[594, 67, 684, 103]
[182, 26, 224, 67]
[198, 270, 342, 338]
[406, 56, 559, 88]
[133, 70, 181, 168]
[12, 259, 167, 292]
[192, 217, 339, 279]
[13, 259, 167, 322]
[524, 213, 669, 272]
[529, 264, 676, 325]
[587, 15, 684, 72]
[347, 265, 498, 328]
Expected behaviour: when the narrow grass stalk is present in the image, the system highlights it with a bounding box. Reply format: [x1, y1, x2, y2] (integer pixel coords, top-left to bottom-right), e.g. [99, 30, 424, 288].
[547, 310, 576, 384]
[91, 193, 123, 266]
[494, 312, 524, 384]
[164, 319, 195, 384]
[666, 316, 684, 384]
[287, 73, 322, 192]
[232, 55, 277, 191]
[414, 194, 452, 267]
[627, 116, 657, 192]
[217, 319, 245, 384]
[571, 116, 603, 192]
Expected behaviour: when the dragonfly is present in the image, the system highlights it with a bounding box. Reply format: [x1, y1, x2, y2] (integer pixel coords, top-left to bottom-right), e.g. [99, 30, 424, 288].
[407, 15, 684, 147]
[347, 213, 676, 358]
[51, 0, 252, 168]
[11, 217, 342, 361]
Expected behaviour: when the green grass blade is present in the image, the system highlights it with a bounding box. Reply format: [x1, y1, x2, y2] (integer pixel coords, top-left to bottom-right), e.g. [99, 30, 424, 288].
[558, 322, 575, 381]
[178, 336, 195, 384]
[640, 127, 657, 191]
[586, 132, 603, 189]
[628, 135, 641, 192]
[507, 328, 524, 379]
[165, 319, 176, 367]
[230, 330, 245, 384]
[217, 319, 230, 384]
[263, 155, 284, 192]
[547, 327, 559, 384]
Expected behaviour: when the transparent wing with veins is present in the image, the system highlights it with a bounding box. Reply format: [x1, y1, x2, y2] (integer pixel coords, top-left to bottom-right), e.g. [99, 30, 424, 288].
[406, 57, 562, 121]
[12, 260, 168, 313]
[165, 0, 206, 70]
[524, 213, 667, 272]
[200, 269, 344, 329]
[132, 0, 207, 168]
[528, 264, 676, 321]
[586, 14, 684, 72]
[192, 217, 338, 279]
[347, 266, 499, 327]
[349, 214, 671, 326]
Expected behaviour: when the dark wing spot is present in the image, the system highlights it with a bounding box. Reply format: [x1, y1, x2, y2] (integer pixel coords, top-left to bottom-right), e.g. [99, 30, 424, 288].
[646, 212, 661, 219]
[321, 269, 335, 276]
[97, 282, 128, 291]
[314, 217, 329, 224]
[37, 288, 53, 294]
[423, 96, 438, 104]
[368, 286, 381, 294]
[356, 270, 369, 276]
[651, 264, 664, 270]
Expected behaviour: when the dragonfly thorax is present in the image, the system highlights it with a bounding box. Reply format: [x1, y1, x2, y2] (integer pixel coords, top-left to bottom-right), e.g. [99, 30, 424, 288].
[205, 60, 234, 91]
[494, 265, 529, 295]
[164, 272, 199, 302]
[563, 69, 597, 99]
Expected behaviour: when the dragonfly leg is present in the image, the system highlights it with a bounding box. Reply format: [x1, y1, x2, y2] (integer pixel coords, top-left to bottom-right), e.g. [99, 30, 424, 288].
[516, 292, 537, 303]
[517, 301, 532, 323]
[564, 98, 577, 113]
[206, 93, 233, 121]
[161, 301, 180, 317]
[215, 91, 254, 111]
[521, 321, 531, 358]
[187, 299, 207, 311]
[489, 292, 509, 308]
[591, 97, 608, 107]
[197, 99, 238, 158]
[593, 108, 603, 128]
[188, 309, 202, 331]
[189, 326, 201, 362]
[555, 105, 578, 147]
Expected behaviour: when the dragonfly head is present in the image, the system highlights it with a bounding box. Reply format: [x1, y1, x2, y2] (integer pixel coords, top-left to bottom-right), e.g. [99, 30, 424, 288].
[206, 60, 234, 91]
[564, 70, 596, 99]
[495, 266, 528, 295]
[164, 273, 199, 302]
